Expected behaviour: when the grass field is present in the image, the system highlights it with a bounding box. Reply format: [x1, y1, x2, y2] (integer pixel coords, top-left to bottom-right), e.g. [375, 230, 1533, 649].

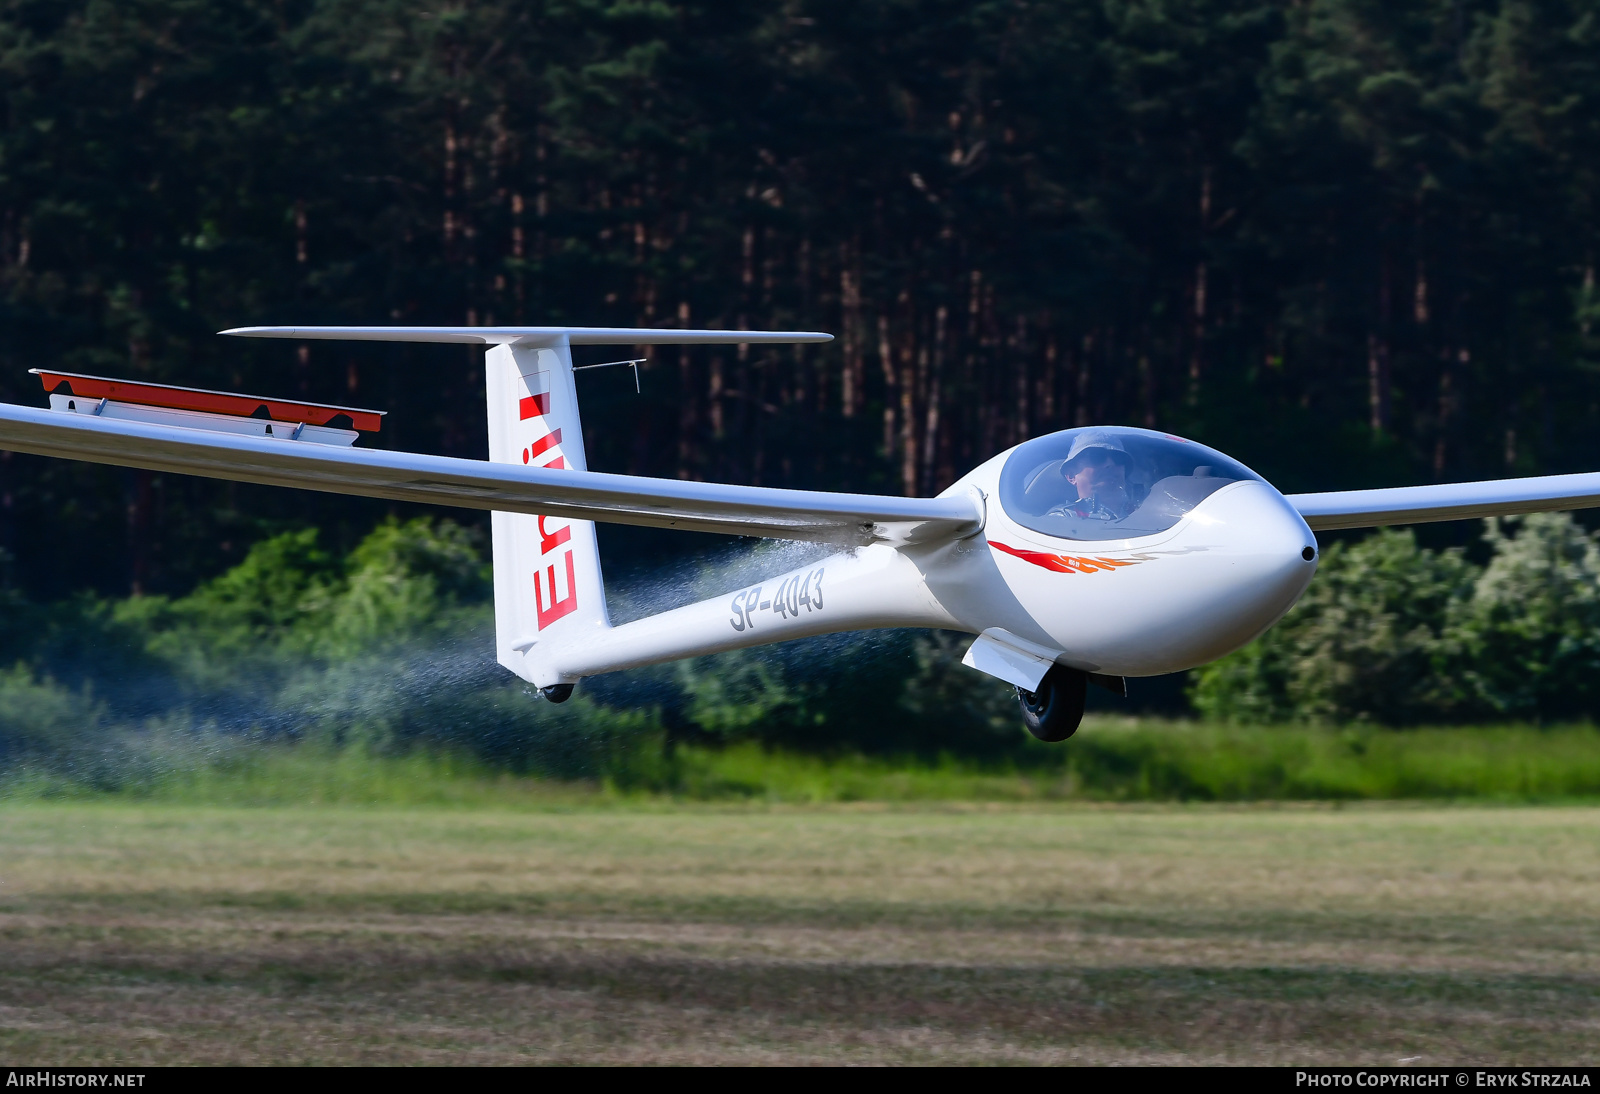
[2, 800, 1597, 1064]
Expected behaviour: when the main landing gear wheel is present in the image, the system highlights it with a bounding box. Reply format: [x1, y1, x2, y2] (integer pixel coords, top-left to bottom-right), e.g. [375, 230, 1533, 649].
[540, 683, 575, 703]
[1016, 665, 1088, 742]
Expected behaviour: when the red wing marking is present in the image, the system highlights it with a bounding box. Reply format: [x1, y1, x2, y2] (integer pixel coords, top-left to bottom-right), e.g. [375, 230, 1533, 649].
[989, 540, 1143, 574]
[519, 392, 550, 419]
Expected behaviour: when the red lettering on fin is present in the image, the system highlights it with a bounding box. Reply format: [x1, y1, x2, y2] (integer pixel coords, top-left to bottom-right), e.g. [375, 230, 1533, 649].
[535, 550, 579, 630]
[519, 392, 550, 419]
[528, 428, 562, 460]
[538, 514, 571, 555]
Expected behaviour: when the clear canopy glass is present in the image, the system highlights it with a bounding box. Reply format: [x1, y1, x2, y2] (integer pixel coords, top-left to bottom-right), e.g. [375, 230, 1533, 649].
[997, 426, 1265, 542]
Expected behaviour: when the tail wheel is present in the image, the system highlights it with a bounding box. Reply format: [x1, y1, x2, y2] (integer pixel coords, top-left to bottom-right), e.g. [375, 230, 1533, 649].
[1016, 665, 1088, 742]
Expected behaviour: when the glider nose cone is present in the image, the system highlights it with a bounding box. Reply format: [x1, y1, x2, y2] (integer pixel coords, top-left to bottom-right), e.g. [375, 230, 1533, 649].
[991, 478, 1319, 678]
[1173, 480, 1317, 664]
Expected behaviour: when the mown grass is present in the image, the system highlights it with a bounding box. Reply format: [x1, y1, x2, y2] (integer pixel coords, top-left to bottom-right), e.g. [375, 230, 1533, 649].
[7, 717, 1600, 805]
[1, 800, 1596, 1063]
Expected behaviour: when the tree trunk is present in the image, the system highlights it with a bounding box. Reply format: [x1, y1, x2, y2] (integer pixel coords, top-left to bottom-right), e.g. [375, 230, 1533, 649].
[1188, 168, 1211, 404]
[1367, 332, 1391, 434]
[901, 336, 920, 496]
[1013, 314, 1030, 444]
[1039, 323, 1057, 427]
[1370, 251, 1394, 435]
[878, 312, 896, 465]
[1433, 348, 1464, 478]
[840, 242, 862, 417]
[1075, 333, 1093, 427]
[922, 304, 947, 494]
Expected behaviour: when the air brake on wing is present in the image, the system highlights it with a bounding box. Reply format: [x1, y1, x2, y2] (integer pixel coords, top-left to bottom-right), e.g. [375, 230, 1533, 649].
[31, 369, 384, 447]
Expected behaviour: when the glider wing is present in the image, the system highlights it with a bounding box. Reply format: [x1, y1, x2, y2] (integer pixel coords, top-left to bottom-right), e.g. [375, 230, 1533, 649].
[1289, 473, 1600, 531]
[0, 402, 977, 545]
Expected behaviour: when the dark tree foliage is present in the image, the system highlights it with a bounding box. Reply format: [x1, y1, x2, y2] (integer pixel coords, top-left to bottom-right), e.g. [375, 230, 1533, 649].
[1, 0, 1598, 600]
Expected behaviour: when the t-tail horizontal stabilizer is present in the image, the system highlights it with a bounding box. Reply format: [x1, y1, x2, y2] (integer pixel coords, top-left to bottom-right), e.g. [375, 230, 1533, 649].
[221, 326, 834, 346]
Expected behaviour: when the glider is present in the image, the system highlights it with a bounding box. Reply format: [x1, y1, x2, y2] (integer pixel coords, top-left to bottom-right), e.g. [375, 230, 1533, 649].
[5, 326, 1600, 741]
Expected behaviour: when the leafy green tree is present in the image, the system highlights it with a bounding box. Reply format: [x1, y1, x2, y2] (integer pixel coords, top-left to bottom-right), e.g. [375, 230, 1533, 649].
[317, 517, 489, 659]
[1453, 513, 1600, 720]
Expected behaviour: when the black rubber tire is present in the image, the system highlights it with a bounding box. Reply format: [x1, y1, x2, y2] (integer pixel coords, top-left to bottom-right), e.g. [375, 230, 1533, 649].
[540, 683, 575, 704]
[1016, 665, 1088, 742]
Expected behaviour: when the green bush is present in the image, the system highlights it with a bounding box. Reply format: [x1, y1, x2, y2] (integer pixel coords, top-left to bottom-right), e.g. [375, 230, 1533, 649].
[145, 518, 490, 672]
[1454, 515, 1600, 719]
[0, 663, 103, 765]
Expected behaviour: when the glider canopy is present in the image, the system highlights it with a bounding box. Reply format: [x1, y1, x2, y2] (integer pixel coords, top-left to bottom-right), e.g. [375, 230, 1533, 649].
[1000, 426, 1263, 542]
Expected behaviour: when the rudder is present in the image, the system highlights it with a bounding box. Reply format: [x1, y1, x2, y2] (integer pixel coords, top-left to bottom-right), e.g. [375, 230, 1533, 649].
[485, 339, 609, 688]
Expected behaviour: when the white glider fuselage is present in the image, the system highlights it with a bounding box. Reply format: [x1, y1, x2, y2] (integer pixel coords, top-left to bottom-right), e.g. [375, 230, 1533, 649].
[522, 436, 1319, 691]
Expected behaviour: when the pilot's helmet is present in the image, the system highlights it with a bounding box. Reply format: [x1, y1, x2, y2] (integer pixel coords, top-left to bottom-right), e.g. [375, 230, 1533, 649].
[1063, 430, 1132, 473]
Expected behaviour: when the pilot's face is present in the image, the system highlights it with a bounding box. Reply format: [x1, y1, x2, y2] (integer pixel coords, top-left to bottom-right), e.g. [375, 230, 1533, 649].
[1066, 450, 1127, 498]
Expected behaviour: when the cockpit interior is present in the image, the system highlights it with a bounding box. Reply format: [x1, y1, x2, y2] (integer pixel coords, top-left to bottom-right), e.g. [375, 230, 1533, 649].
[997, 426, 1264, 542]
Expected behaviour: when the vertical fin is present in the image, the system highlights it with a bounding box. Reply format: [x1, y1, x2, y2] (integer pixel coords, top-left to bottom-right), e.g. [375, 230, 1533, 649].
[485, 339, 610, 687]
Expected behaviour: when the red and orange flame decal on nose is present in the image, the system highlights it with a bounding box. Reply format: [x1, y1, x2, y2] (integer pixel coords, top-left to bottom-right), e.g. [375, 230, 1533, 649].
[989, 540, 1143, 574]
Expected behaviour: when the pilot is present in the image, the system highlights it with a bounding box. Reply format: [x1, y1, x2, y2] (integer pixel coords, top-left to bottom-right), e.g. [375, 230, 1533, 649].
[1050, 431, 1136, 521]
